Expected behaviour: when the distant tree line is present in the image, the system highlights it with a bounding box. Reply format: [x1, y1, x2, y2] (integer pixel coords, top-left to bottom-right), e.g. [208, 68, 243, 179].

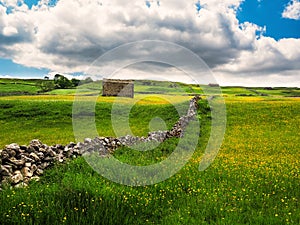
[39, 74, 93, 92]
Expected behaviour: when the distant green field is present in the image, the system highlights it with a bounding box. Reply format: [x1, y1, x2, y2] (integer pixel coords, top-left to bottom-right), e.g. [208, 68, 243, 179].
[222, 86, 300, 97]
[0, 79, 300, 224]
[0, 79, 41, 95]
[1, 77, 299, 97]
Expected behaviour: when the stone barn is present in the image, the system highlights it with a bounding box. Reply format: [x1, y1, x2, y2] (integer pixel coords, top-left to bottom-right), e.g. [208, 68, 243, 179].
[102, 79, 134, 98]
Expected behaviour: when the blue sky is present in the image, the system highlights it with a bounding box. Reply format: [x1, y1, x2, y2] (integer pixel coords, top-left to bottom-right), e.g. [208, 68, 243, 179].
[0, 0, 299, 86]
[237, 0, 300, 40]
[0, 58, 49, 77]
[23, 0, 39, 8]
[24, 0, 58, 8]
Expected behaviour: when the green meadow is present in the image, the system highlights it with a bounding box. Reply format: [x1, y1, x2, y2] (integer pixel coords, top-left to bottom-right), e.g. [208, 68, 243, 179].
[0, 78, 299, 224]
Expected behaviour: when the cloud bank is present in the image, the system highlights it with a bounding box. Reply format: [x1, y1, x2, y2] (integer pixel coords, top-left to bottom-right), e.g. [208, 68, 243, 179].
[0, 0, 299, 86]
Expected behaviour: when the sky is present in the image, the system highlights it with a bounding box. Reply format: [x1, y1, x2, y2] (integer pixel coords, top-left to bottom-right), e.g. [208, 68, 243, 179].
[0, 0, 299, 87]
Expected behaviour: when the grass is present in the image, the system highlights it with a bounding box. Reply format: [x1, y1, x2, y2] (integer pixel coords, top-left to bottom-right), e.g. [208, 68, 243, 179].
[0, 96, 189, 146]
[221, 86, 300, 97]
[0, 100, 74, 146]
[0, 79, 41, 95]
[1, 77, 298, 97]
[0, 80, 300, 224]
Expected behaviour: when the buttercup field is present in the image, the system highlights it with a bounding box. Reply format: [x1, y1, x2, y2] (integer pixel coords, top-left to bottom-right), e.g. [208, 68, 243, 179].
[0, 78, 299, 224]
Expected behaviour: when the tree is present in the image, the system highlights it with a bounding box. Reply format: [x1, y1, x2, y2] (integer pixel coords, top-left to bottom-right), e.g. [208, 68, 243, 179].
[54, 74, 62, 81]
[71, 78, 80, 87]
[39, 80, 55, 92]
[54, 74, 72, 89]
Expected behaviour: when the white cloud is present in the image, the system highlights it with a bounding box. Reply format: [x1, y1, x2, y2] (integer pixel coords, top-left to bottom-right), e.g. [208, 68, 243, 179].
[2, 26, 18, 36]
[47, 71, 85, 80]
[216, 37, 300, 73]
[0, 0, 299, 86]
[282, 0, 300, 20]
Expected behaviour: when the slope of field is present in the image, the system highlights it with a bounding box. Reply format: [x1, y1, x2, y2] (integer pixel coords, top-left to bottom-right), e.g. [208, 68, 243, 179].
[0, 79, 42, 95]
[1, 77, 299, 97]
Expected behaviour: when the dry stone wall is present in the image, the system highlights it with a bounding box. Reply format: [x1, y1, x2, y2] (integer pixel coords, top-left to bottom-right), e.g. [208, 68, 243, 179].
[0, 96, 201, 189]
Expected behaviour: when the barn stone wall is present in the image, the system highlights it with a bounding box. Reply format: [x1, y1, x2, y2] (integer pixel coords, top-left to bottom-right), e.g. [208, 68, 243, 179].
[102, 79, 134, 98]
